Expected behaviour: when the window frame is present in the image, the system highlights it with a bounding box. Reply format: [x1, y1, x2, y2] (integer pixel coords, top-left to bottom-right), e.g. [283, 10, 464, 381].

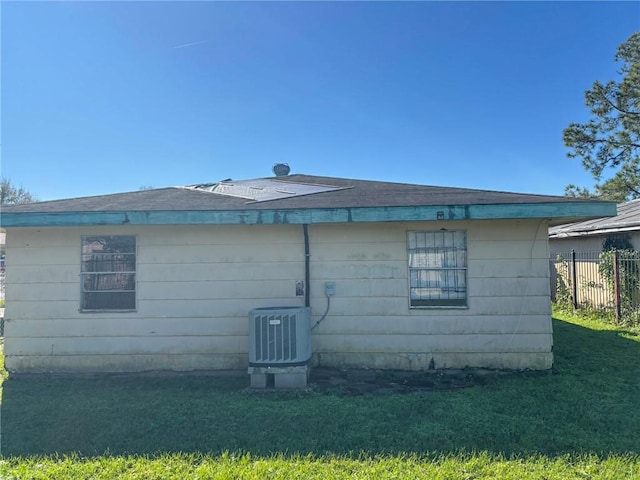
[407, 230, 468, 309]
[80, 235, 137, 313]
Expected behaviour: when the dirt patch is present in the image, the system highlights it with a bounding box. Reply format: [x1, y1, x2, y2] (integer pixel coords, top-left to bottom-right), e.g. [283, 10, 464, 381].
[309, 367, 514, 395]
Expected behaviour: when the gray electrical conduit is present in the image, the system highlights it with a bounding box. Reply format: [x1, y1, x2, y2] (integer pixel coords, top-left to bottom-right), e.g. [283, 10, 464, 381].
[303, 224, 310, 308]
[312, 295, 330, 331]
[303, 224, 331, 330]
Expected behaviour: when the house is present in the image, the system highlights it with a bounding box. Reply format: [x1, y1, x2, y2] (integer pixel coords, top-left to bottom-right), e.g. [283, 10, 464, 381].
[549, 199, 640, 310]
[549, 198, 640, 255]
[0, 172, 615, 374]
[0, 231, 5, 271]
[0, 231, 4, 315]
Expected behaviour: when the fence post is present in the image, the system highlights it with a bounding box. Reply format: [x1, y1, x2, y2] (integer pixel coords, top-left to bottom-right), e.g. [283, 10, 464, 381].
[613, 250, 621, 324]
[571, 249, 578, 309]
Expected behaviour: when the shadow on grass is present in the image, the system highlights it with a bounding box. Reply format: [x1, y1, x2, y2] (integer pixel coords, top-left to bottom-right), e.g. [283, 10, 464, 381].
[2, 318, 639, 457]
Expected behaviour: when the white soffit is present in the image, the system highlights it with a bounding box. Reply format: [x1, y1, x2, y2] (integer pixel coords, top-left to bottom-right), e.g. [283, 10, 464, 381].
[185, 179, 346, 202]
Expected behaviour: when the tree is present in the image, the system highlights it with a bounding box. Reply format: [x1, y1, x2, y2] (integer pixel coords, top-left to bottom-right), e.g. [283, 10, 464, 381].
[0, 177, 37, 205]
[564, 183, 596, 199]
[563, 31, 640, 202]
[565, 160, 640, 202]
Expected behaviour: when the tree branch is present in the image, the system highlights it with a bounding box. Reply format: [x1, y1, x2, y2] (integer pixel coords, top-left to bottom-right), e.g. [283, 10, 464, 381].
[626, 183, 640, 196]
[601, 93, 640, 116]
[590, 138, 640, 149]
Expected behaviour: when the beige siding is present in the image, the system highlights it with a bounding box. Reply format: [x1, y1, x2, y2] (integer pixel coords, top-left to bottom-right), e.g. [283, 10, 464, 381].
[549, 236, 604, 254]
[315, 352, 551, 371]
[6, 336, 247, 356]
[8, 317, 248, 337]
[7, 354, 246, 373]
[4, 220, 553, 373]
[313, 333, 552, 354]
[306, 220, 551, 370]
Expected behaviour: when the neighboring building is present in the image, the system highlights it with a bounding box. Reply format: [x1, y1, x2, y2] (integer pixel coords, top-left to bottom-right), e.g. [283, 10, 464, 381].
[0, 231, 5, 306]
[549, 199, 640, 309]
[0, 231, 5, 270]
[549, 199, 640, 255]
[0, 173, 615, 374]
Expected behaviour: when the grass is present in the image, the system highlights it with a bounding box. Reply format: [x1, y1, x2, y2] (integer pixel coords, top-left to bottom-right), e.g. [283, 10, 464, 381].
[0, 311, 639, 478]
[0, 453, 638, 479]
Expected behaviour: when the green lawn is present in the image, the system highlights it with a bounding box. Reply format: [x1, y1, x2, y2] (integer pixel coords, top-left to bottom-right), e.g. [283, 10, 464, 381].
[1, 312, 639, 478]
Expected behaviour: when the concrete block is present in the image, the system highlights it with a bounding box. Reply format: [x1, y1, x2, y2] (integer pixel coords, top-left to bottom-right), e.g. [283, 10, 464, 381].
[274, 372, 308, 389]
[249, 364, 310, 389]
[250, 373, 268, 389]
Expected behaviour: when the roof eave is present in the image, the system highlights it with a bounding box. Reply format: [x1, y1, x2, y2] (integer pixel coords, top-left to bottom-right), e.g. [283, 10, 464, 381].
[0, 201, 617, 227]
[549, 224, 640, 239]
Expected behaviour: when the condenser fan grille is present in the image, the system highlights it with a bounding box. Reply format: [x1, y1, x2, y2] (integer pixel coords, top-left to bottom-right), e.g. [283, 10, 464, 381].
[249, 307, 311, 367]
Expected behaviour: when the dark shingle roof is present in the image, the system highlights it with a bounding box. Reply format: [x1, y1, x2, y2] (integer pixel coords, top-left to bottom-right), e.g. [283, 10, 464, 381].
[1, 174, 616, 228]
[1, 174, 592, 214]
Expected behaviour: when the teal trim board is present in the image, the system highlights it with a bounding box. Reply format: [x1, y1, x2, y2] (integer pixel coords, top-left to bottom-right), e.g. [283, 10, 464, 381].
[0, 201, 617, 227]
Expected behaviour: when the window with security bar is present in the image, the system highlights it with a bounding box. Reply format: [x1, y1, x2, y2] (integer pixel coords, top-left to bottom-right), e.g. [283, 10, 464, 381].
[408, 230, 467, 307]
[81, 236, 136, 311]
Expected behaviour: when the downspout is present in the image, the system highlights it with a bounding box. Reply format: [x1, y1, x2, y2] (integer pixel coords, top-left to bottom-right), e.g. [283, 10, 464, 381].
[303, 224, 311, 308]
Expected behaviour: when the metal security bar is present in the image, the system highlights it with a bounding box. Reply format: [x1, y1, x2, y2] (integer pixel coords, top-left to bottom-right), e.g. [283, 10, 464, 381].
[81, 236, 136, 311]
[408, 230, 467, 307]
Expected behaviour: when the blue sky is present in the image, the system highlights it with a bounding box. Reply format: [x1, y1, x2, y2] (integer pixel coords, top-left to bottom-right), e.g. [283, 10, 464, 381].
[2, 2, 639, 201]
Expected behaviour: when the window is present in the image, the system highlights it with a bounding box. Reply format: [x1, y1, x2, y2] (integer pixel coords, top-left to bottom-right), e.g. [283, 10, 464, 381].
[81, 236, 136, 311]
[408, 230, 467, 307]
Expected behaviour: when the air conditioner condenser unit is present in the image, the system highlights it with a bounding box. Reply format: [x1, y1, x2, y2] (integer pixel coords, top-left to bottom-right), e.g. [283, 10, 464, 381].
[248, 306, 311, 367]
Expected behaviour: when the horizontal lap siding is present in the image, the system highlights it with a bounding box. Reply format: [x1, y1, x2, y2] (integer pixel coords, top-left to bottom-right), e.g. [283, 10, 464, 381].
[5, 336, 247, 356]
[309, 296, 550, 317]
[6, 299, 304, 320]
[468, 277, 550, 297]
[313, 333, 552, 354]
[8, 317, 249, 337]
[5, 220, 553, 372]
[307, 220, 552, 370]
[139, 262, 302, 282]
[312, 315, 552, 335]
[8, 315, 549, 337]
[7, 297, 551, 321]
[5, 225, 304, 372]
[468, 259, 550, 278]
[315, 353, 552, 371]
[8, 354, 247, 373]
[139, 243, 302, 264]
[549, 236, 604, 254]
[10, 279, 323, 302]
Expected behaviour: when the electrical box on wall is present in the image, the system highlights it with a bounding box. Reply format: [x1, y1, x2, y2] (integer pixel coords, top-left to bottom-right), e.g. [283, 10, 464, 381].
[325, 281, 336, 296]
[295, 280, 304, 296]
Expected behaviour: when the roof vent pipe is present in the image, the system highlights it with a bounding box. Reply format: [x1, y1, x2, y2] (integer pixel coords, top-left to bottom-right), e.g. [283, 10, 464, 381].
[273, 163, 291, 176]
